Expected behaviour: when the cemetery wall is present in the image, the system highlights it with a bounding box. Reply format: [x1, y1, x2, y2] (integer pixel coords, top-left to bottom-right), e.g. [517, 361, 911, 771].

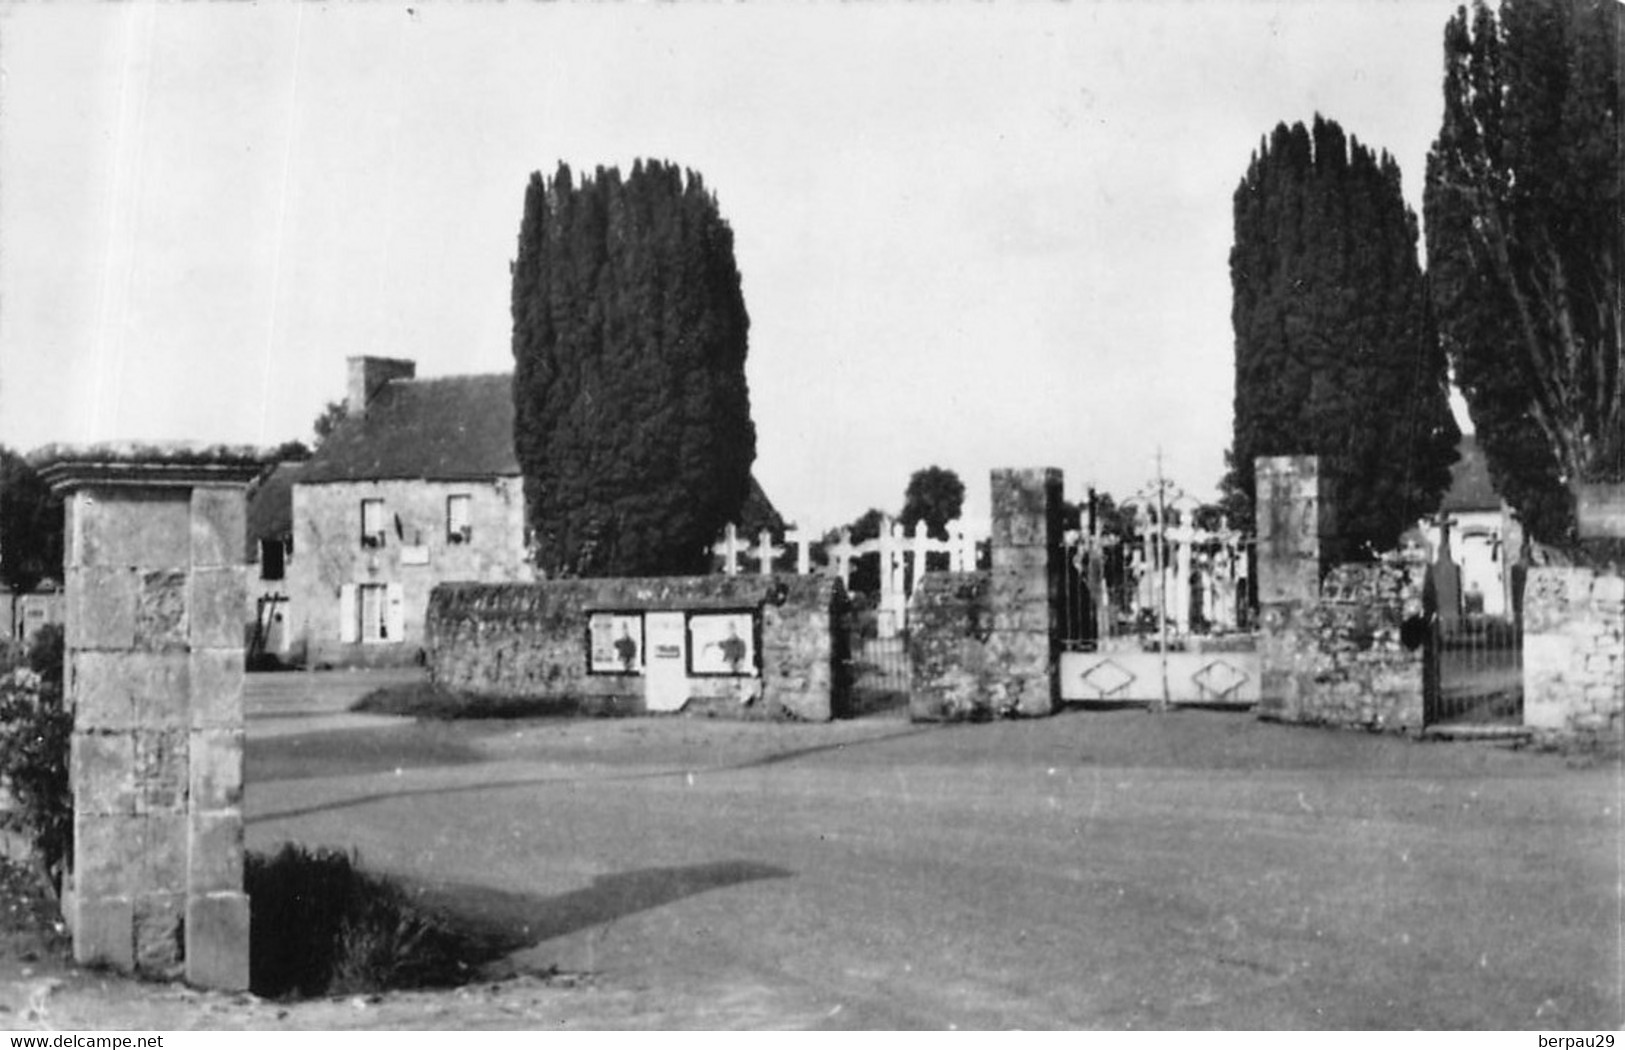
[426, 574, 843, 720]
[1255, 456, 1425, 731]
[1523, 566, 1624, 742]
[907, 572, 996, 720]
[1257, 561, 1427, 730]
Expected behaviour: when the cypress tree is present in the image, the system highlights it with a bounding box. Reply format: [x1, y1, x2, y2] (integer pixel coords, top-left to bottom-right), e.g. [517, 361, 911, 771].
[1424, 0, 1622, 548]
[1229, 115, 1459, 557]
[511, 160, 755, 577]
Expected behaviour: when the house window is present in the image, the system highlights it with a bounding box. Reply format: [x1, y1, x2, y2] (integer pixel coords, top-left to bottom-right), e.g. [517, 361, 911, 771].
[361, 499, 386, 548]
[447, 494, 473, 545]
[359, 583, 389, 642]
[259, 538, 286, 581]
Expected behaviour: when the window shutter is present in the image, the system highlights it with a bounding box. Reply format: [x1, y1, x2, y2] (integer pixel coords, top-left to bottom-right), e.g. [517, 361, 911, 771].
[339, 585, 358, 643]
[386, 583, 406, 642]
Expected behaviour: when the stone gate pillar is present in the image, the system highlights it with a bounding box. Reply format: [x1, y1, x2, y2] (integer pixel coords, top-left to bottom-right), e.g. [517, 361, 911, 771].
[42, 449, 262, 990]
[988, 468, 1064, 717]
[1254, 455, 1331, 720]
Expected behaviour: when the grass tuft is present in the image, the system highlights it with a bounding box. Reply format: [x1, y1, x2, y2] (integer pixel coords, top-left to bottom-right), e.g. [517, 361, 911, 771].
[246, 843, 482, 999]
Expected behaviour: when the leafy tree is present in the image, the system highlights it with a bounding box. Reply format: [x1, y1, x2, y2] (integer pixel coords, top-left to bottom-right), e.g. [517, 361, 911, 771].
[511, 160, 755, 577]
[899, 466, 966, 540]
[1424, 0, 1622, 548]
[312, 400, 349, 448]
[0, 448, 63, 594]
[1230, 115, 1460, 558]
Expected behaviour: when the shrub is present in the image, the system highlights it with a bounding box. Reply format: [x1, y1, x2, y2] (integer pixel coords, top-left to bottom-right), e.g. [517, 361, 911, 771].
[0, 668, 72, 895]
[25, 624, 63, 689]
[246, 843, 480, 999]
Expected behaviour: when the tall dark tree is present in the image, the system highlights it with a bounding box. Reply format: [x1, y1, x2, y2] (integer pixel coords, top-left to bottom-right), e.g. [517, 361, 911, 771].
[0, 448, 63, 594]
[511, 160, 755, 576]
[1229, 115, 1460, 557]
[899, 466, 966, 540]
[1424, 0, 1622, 548]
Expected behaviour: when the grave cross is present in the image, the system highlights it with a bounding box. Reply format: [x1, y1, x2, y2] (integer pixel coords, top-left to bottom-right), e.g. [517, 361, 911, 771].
[711, 522, 745, 576]
[749, 529, 785, 576]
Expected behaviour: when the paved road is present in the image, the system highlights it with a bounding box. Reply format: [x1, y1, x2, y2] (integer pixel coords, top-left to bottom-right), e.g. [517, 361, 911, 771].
[243, 671, 1621, 1030]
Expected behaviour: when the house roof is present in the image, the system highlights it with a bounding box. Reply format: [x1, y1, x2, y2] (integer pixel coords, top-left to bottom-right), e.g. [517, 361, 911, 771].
[1440, 434, 1501, 513]
[734, 474, 787, 536]
[298, 373, 520, 484]
[246, 461, 307, 549]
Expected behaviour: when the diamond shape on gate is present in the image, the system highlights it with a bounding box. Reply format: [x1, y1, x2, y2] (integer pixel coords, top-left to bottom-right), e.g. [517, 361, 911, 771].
[1193, 658, 1250, 701]
[1079, 658, 1136, 699]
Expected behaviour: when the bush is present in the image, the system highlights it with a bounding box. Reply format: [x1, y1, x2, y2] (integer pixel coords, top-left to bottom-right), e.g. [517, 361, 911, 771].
[247, 843, 481, 999]
[0, 668, 72, 895]
[25, 624, 63, 689]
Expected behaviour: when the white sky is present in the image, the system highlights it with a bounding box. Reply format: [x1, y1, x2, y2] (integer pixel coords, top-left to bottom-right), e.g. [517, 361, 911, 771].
[0, 0, 1468, 533]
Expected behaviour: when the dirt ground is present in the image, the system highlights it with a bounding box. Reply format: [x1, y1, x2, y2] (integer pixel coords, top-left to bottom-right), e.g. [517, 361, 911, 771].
[2, 670, 1619, 1030]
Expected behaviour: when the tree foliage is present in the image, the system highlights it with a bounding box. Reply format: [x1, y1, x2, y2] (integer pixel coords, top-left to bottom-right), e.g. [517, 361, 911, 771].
[1229, 115, 1460, 557]
[1423, 0, 1622, 547]
[312, 400, 349, 449]
[0, 448, 63, 594]
[899, 466, 966, 540]
[511, 160, 756, 577]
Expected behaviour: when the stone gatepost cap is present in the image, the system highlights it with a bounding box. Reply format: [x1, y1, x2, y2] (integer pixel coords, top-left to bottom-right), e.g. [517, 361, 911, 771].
[33, 442, 269, 493]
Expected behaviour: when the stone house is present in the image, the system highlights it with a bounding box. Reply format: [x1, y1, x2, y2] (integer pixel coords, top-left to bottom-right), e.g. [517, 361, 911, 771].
[288, 357, 535, 667]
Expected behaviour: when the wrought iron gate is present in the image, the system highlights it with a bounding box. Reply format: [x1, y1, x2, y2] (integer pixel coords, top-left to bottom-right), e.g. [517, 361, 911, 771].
[1424, 614, 1523, 726]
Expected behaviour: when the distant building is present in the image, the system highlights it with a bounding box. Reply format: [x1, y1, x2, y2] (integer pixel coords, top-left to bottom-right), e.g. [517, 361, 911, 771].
[245, 460, 307, 660]
[287, 357, 535, 667]
[4, 578, 62, 648]
[1420, 434, 1522, 618]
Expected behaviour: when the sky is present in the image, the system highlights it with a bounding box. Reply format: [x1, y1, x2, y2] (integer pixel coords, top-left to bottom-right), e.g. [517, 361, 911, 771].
[0, 0, 1471, 534]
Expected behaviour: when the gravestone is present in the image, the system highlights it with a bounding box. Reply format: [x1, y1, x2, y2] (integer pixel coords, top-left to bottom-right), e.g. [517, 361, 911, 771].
[42, 449, 261, 990]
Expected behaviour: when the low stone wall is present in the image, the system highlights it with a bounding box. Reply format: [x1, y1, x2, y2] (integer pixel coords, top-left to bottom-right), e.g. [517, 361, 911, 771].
[906, 572, 995, 721]
[1523, 567, 1624, 740]
[1258, 562, 1426, 731]
[427, 574, 843, 721]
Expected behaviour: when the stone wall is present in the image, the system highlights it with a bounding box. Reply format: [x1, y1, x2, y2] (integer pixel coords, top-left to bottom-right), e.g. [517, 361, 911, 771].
[1257, 561, 1426, 730]
[1523, 566, 1624, 740]
[290, 476, 532, 667]
[427, 574, 843, 720]
[905, 468, 1064, 721]
[907, 572, 994, 720]
[1255, 455, 1426, 731]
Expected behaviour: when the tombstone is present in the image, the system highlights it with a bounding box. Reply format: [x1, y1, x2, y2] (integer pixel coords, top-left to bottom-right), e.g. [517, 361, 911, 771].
[1426, 513, 1463, 634]
[41, 449, 261, 990]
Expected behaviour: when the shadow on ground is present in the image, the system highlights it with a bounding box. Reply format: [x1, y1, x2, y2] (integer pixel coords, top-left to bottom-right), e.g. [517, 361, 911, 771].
[409, 860, 793, 960]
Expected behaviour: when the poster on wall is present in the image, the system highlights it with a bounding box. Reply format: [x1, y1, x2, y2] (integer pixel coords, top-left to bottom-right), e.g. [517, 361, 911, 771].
[686, 610, 759, 677]
[587, 611, 645, 675]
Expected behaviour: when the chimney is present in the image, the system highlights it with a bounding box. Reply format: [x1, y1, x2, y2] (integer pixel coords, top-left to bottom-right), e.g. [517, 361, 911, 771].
[346, 357, 416, 417]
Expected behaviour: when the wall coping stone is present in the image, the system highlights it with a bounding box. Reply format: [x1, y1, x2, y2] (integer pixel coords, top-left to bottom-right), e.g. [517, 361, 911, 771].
[37, 444, 266, 494]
